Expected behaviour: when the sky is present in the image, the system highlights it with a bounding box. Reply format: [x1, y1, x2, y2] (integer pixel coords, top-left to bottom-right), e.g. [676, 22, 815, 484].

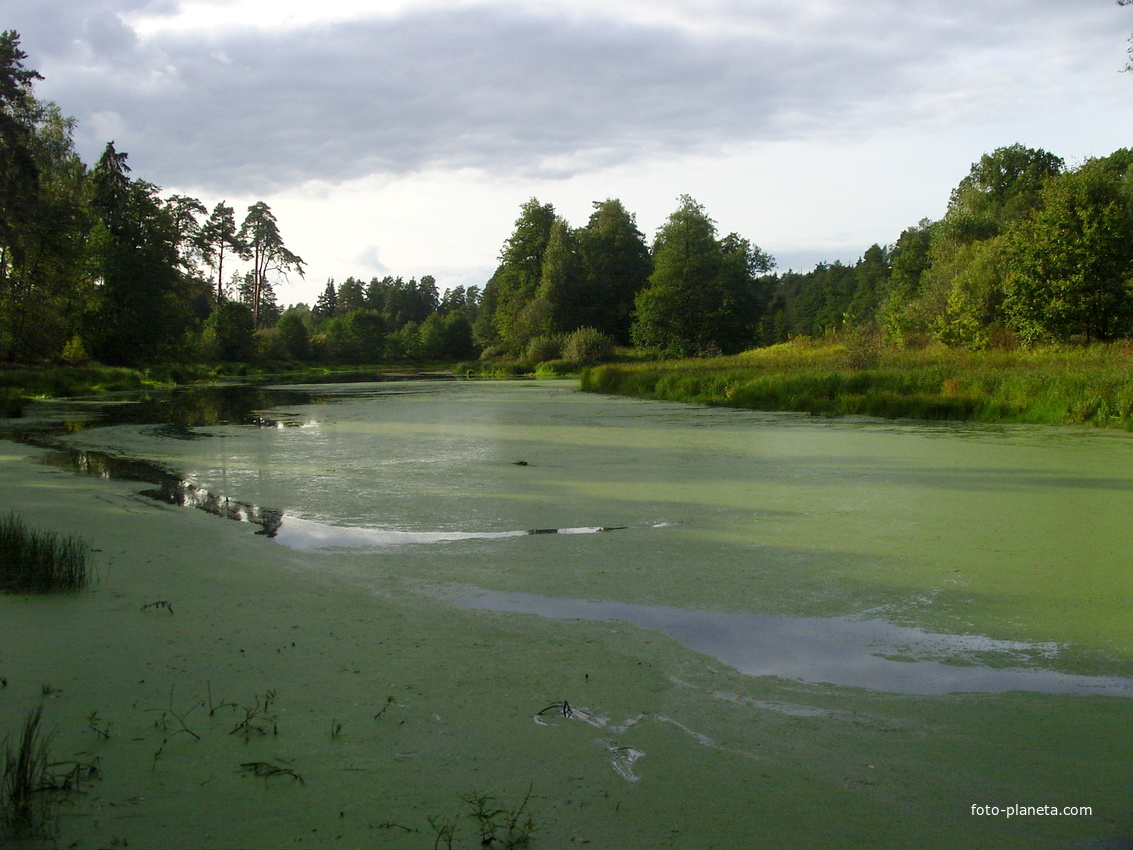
[6, 0, 1133, 305]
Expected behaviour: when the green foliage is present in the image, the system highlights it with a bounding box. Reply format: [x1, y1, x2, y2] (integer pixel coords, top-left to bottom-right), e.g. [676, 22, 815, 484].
[0, 511, 93, 592]
[1005, 152, 1133, 343]
[88, 146, 202, 365]
[561, 327, 613, 366]
[60, 334, 88, 365]
[525, 334, 562, 363]
[323, 308, 385, 363]
[480, 198, 557, 352]
[200, 201, 240, 301]
[880, 220, 935, 343]
[238, 201, 304, 328]
[576, 199, 652, 342]
[203, 301, 255, 362]
[274, 310, 309, 360]
[633, 196, 772, 357]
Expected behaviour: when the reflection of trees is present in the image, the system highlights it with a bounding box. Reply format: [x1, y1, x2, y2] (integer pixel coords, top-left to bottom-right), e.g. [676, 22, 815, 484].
[143, 481, 283, 537]
[43, 447, 283, 537]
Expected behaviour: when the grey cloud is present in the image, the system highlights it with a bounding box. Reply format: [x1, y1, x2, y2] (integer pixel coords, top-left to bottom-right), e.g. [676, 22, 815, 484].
[6, 0, 174, 57]
[84, 11, 141, 56]
[7, 0, 1127, 194]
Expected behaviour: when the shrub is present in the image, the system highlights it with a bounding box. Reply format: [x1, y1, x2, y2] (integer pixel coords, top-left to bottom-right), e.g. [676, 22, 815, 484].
[525, 335, 562, 364]
[0, 513, 93, 593]
[60, 335, 89, 366]
[562, 328, 614, 366]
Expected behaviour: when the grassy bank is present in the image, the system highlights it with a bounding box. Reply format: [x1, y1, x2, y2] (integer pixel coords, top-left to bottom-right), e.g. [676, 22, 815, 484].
[581, 337, 1133, 428]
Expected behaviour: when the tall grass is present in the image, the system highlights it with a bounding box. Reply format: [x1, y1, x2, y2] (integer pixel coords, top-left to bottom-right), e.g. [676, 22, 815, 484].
[0, 704, 55, 841]
[0, 512, 94, 592]
[581, 338, 1133, 428]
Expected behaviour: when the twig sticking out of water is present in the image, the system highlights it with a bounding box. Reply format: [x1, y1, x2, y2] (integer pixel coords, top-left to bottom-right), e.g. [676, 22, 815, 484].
[373, 695, 396, 720]
[148, 685, 201, 769]
[537, 701, 574, 719]
[140, 599, 173, 615]
[87, 711, 112, 741]
[230, 690, 278, 739]
[238, 761, 303, 786]
[206, 680, 238, 717]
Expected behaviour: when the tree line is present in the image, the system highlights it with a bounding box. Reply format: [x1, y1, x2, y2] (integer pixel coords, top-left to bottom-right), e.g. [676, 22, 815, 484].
[480, 140, 1133, 359]
[4, 28, 1133, 373]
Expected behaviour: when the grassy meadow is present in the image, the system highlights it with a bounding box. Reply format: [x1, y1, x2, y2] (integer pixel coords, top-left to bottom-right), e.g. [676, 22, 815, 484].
[582, 337, 1133, 428]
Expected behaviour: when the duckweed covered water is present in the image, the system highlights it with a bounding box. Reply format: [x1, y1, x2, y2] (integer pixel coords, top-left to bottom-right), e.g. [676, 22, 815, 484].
[3, 379, 1132, 848]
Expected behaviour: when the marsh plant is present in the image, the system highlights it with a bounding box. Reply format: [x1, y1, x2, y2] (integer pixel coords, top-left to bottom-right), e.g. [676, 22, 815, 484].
[429, 787, 536, 850]
[0, 512, 94, 592]
[1, 704, 57, 840]
[148, 685, 201, 769]
[230, 689, 279, 738]
[238, 760, 303, 786]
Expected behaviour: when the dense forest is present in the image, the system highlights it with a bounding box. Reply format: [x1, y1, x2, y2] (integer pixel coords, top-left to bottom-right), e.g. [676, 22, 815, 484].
[3, 30, 1133, 373]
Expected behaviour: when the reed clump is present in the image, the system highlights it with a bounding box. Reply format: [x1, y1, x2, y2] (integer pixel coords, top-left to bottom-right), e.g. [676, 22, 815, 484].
[581, 338, 1133, 428]
[0, 512, 94, 593]
[0, 704, 55, 840]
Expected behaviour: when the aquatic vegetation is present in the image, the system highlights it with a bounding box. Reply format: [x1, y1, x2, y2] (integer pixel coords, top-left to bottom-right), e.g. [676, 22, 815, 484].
[372, 695, 396, 720]
[239, 760, 304, 786]
[429, 788, 536, 850]
[230, 689, 279, 738]
[0, 704, 54, 840]
[148, 685, 201, 769]
[0, 511, 94, 592]
[462, 787, 535, 849]
[86, 710, 112, 741]
[140, 598, 174, 615]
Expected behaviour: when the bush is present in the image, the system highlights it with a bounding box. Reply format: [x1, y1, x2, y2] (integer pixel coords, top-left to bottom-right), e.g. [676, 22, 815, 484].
[60, 335, 89, 366]
[562, 328, 614, 366]
[0, 513, 94, 593]
[525, 335, 562, 364]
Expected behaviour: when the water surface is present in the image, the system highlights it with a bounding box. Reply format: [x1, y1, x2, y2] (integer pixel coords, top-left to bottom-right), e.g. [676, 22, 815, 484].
[21, 378, 1133, 693]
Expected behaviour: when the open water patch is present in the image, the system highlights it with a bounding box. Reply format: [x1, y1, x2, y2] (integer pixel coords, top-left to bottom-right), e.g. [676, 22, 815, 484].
[272, 514, 626, 551]
[454, 589, 1133, 697]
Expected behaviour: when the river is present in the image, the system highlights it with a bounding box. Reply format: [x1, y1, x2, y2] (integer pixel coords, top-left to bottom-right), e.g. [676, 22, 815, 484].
[5, 378, 1132, 848]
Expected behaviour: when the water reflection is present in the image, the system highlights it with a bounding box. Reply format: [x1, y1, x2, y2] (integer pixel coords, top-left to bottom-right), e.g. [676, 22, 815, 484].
[40, 448, 282, 536]
[456, 589, 1133, 697]
[273, 513, 625, 551]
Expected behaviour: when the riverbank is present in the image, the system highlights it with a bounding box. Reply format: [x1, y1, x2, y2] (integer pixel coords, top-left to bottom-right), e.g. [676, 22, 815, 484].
[581, 338, 1133, 428]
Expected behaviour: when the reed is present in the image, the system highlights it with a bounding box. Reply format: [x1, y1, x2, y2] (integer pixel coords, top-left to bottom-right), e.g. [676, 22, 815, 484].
[0, 512, 94, 593]
[0, 704, 55, 840]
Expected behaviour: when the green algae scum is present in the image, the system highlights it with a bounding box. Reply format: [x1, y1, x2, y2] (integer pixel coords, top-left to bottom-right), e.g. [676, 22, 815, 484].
[1, 380, 1131, 848]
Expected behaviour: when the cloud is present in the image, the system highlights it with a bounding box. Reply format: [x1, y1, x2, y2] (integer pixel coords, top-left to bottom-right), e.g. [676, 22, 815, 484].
[8, 0, 1129, 196]
[347, 245, 390, 276]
